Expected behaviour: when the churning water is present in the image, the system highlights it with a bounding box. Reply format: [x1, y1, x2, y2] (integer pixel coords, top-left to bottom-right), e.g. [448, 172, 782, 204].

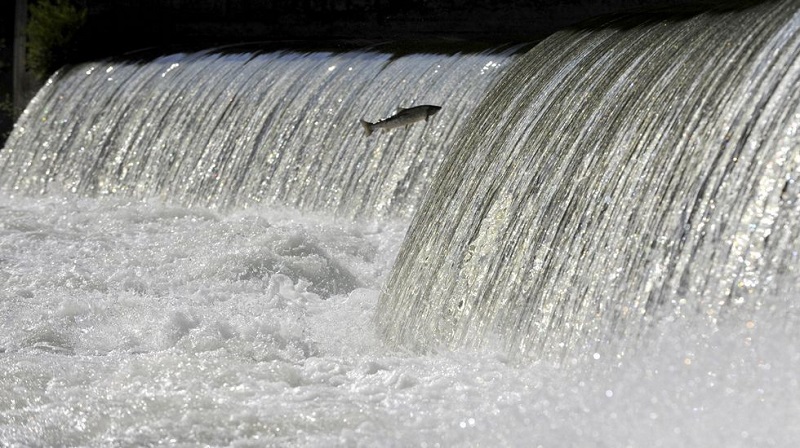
[2, 1, 800, 447]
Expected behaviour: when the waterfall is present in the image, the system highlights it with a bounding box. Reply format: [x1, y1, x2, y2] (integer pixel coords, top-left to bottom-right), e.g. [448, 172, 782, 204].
[0, 49, 512, 218]
[376, 0, 800, 361]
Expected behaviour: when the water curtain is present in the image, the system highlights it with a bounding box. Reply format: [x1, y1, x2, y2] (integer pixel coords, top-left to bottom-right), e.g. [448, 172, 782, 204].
[376, 0, 800, 360]
[1, 49, 511, 218]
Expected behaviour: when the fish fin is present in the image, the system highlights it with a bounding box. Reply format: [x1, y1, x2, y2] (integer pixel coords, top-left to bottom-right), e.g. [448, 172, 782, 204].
[396, 107, 408, 114]
[360, 119, 373, 136]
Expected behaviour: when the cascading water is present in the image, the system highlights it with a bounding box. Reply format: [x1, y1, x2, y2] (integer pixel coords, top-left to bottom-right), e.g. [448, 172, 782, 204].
[1, 49, 509, 218]
[2, 5, 799, 447]
[376, 0, 800, 361]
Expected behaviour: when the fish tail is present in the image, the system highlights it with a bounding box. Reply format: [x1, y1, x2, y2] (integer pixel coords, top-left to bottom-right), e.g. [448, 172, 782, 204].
[360, 119, 374, 136]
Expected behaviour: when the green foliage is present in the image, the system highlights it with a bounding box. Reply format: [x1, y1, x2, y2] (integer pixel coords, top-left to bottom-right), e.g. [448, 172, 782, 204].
[26, 0, 87, 80]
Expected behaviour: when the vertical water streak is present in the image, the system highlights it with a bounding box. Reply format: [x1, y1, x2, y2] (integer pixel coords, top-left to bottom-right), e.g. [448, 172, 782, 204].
[376, 0, 800, 361]
[0, 49, 513, 219]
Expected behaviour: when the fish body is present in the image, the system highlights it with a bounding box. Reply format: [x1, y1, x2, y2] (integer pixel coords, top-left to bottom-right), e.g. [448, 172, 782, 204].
[360, 105, 442, 136]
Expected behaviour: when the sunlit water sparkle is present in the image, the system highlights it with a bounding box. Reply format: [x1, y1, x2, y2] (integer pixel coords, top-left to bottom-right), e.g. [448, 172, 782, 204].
[1, 195, 797, 446]
[2, 2, 800, 445]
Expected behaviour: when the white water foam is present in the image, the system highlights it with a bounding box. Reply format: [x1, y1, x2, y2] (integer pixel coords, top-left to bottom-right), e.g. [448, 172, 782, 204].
[1, 195, 797, 446]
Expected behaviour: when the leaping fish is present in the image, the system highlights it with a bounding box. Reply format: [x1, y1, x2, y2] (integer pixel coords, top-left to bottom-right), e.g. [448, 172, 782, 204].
[360, 105, 442, 136]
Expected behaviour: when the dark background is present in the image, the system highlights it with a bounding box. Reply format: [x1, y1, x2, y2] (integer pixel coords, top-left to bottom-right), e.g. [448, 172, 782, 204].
[0, 0, 764, 146]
